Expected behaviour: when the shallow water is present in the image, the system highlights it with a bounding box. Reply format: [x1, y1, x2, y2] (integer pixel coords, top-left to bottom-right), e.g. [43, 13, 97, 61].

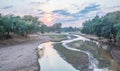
[38, 34, 118, 71]
[62, 35, 111, 71]
[38, 42, 78, 71]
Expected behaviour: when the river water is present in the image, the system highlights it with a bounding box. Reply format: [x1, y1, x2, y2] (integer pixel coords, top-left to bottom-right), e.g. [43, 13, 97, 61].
[38, 42, 78, 71]
[38, 34, 118, 71]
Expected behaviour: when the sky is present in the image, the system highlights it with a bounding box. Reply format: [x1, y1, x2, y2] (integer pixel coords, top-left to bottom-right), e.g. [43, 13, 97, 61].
[0, 0, 120, 27]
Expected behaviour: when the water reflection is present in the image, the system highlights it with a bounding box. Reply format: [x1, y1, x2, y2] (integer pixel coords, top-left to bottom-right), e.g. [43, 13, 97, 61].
[38, 42, 78, 71]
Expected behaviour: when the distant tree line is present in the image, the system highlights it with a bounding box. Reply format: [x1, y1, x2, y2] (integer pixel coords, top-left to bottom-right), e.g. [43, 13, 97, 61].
[81, 11, 120, 42]
[61, 27, 80, 32]
[0, 13, 81, 40]
[39, 23, 62, 33]
[0, 14, 64, 39]
[39, 24, 80, 33]
[0, 14, 41, 39]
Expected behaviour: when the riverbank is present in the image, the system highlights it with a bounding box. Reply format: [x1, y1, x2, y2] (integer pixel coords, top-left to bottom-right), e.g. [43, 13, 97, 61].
[76, 33, 120, 70]
[78, 33, 120, 47]
[53, 43, 89, 71]
[42, 33, 68, 42]
[0, 34, 50, 48]
[67, 40, 110, 68]
[0, 33, 69, 71]
[0, 34, 51, 71]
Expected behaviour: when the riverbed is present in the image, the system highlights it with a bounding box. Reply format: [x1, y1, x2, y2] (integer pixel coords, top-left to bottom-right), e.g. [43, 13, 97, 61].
[37, 34, 119, 71]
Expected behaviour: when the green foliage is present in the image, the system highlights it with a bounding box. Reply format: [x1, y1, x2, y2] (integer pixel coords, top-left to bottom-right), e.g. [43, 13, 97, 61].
[0, 26, 5, 36]
[39, 23, 62, 33]
[81, 16, 101, 35]
[39, 24, 48, 33]
[48, 34, 67, 42]
[0, 14, 41, 39]
[0, 13, 64, 39]
[61, 27, 80, 32]
[114, 23, 120, 40]
[81, 11, 120, 41]
[52, 23, 62, 33]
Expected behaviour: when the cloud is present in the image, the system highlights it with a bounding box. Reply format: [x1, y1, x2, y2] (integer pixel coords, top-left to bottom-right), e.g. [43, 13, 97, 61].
[1, 5, 13, 9]
[52, 8, 91, 22]
[0, 0, 120, 27]
[30, 2, 45, 5]
[51, 5, 100, 27]
[29, 0, 51, 5]
[79, 4, 100, 14]
[52, 10, 78, 23]
[52, 10, 72, 16]
[37, 10, 45, 15]
[52, 9, 79, 18]
[52, 3, 100, 18]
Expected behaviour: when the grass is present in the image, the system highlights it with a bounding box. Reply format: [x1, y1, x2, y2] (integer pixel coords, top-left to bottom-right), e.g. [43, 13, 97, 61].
[53, 43, 89, 70]
[48, 34, 68, 42]
[68, 40, 83, 49]
[68, 40, 110, 68]
[68, 40, 98, 55]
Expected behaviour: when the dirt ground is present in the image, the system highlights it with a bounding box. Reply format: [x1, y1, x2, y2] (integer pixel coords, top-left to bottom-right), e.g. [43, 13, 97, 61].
[0, 34, 51, 71]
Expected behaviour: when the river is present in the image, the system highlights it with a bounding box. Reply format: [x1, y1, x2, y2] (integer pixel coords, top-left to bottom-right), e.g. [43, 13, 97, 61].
[37, 34, 118, 71]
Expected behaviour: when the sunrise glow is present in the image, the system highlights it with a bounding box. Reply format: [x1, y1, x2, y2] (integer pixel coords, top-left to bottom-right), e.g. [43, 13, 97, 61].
[42, 13, 54, 26]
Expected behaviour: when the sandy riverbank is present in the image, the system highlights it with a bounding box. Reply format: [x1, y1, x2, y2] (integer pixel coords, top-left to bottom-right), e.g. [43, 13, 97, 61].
[0, 34, 51, 71]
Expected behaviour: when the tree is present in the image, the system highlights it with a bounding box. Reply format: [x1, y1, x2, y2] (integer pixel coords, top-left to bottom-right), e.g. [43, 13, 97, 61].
[39, 24, 48, 33]
[81, 11, 120, 41]
[22, 15, 41, 33]
[0, 14, 42, 39]
[114, 23, 120, 41]
[52, 23, 62, 33]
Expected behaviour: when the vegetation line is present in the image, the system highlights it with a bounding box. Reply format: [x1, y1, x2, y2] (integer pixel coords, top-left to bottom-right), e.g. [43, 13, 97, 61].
[81, 11, 120, 42]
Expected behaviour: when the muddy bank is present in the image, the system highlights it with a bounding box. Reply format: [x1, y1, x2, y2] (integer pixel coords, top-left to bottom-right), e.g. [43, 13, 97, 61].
[111, 48, 120, 71]
[111, 48, 120, 63]
[78, 33, 120, 70]
[0, 35, 51, 71]
[79, 33, 120, 47]
[67, 40, 98, 55]
[68, 40, 110, 68]
[53, 43, 89, 71]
